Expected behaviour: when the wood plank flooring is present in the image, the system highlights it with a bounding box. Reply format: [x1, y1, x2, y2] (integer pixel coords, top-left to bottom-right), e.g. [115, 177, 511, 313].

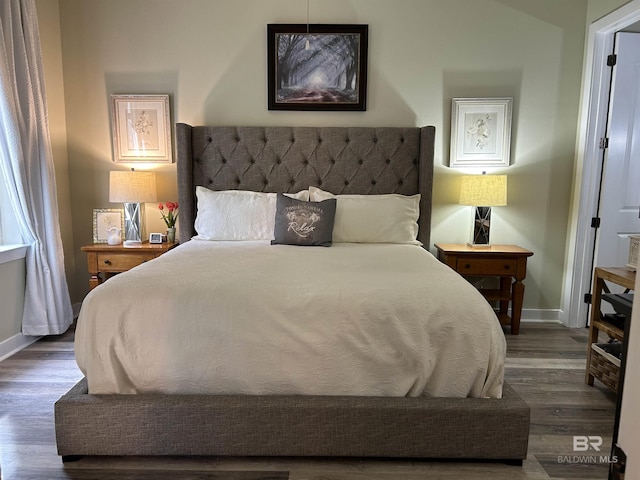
[0, 323, 617, 479]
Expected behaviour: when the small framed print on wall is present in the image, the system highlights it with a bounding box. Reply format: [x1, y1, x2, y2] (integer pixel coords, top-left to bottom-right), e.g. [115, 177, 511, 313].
[450, 97, 513, 168]
[111, 94, 172, 163]
[93, 208, 124, 243]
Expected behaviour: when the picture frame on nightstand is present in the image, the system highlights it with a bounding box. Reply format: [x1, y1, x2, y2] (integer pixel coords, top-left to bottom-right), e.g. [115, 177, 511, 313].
[92, 208, 124, 243]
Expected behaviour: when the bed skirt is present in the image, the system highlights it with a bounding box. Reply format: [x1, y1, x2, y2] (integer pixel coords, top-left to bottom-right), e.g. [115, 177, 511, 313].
[55, 378, 529, 463]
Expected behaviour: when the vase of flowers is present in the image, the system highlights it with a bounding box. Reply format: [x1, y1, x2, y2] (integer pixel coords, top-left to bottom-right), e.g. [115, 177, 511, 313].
[159, 202, 179, 243]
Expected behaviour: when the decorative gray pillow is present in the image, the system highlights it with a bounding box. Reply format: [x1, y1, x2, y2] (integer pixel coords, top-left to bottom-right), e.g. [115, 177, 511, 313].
[272, 194, 337, 247]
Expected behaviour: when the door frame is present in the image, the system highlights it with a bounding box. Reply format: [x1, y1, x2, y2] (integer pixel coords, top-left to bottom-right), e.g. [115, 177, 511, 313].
[565, 0, 640, 328]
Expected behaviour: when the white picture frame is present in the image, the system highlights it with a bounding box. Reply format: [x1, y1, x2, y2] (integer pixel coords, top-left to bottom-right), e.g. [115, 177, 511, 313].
[111, 94, 172, 163]
[450, 97, 513, 168]
[93, 208, 124, 243]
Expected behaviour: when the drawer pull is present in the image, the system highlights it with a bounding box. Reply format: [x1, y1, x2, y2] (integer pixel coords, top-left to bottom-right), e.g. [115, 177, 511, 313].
[504, 265, 511, 270]
[104, 259, 111, 265]
[464, 263, 471, 269]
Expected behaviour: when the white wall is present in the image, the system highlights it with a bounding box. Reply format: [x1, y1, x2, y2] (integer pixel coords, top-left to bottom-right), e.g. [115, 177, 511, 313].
[0, 259, 24, 343]
[0, 256, 33, 361]
[49, 0, 589, 315]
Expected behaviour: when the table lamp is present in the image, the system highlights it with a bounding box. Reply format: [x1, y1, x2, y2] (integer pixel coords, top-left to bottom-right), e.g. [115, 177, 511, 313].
[109, 169, 157, 246]
[459, 173, 507, 248]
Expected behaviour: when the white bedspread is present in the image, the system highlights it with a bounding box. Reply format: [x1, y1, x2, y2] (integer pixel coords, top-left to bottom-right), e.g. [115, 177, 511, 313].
[75, 241, 506, 398]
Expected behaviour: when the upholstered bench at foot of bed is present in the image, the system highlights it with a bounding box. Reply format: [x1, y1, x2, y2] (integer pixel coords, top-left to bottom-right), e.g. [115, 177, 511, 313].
[54, 379, 529, 463]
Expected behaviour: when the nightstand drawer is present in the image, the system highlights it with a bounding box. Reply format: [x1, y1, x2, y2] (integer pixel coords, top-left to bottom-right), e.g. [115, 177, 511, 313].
[456, 258, 517, 276]
[97, 252, 156, 272]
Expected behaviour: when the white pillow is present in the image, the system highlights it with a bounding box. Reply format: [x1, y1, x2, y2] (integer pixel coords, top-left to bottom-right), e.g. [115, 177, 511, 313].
[194, 187, 309, 240]
[309, 186, 421, 244]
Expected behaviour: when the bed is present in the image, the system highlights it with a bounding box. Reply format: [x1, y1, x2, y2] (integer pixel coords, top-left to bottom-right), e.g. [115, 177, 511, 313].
[55, 124, 530, 463]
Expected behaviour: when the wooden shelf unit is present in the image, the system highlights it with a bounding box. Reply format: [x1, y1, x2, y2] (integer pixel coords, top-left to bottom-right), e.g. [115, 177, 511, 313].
[585, 266, 635, 393]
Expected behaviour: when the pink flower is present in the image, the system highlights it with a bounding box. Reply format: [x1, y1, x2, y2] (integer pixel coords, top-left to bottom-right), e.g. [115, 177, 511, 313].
[159, 201, 179, 228]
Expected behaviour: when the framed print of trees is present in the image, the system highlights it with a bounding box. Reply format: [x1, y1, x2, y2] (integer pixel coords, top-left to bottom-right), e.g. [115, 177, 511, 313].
[267, 24, 368, 111]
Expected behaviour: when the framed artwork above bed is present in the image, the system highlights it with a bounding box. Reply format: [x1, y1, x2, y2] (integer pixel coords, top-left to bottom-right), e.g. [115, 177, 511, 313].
[267, 24, 368, 111]
[450, 97, 513, 168]
[110, 94, 172, 163]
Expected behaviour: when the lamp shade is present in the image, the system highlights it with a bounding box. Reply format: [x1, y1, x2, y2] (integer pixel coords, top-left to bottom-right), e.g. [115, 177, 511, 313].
[459, 174, 507, 207]
[109, 170, 157, 203]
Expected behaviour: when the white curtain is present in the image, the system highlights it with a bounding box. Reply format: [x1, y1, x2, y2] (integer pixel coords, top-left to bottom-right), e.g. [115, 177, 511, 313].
[0, 0, 73, 335]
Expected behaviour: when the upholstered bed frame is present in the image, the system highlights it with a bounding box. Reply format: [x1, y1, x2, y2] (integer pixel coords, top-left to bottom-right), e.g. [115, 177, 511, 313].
[55, 124, 530, 464]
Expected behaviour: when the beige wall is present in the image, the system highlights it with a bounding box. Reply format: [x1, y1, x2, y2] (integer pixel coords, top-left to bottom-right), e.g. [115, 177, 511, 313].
[49, 0, 590, 313]
[587, 0, 631, 23]
[36, 0, 76, 299]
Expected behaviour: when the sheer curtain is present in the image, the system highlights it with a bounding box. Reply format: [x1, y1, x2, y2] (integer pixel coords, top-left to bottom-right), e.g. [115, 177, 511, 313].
[0, 0, 73, 335]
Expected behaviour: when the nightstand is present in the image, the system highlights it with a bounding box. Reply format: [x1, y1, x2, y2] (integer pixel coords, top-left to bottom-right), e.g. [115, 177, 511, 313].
[81, 241, 178, 290]
[434, 243, 533, 334]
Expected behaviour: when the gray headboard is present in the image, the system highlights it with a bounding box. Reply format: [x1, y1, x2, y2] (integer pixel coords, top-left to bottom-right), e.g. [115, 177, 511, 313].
[176, 124, 435, 246]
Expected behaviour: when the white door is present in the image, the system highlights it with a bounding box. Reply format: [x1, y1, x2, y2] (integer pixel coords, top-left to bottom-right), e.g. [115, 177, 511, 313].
[595, 32, 640, 271]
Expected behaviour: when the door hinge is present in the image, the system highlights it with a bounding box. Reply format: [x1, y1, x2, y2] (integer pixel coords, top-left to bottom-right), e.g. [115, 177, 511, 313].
[591, 217, 601, 228]
[599, 137, 609, 149]
[584, 293, 593, 304]
[607, 54, 617, 66]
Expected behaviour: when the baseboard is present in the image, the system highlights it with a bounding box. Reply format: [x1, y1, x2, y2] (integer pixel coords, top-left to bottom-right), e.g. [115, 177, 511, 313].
[521, 308, 563, 323]
[0, 333, 41, 362]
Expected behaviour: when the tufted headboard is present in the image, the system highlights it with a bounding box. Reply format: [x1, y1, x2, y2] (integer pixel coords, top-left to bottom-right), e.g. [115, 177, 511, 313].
[176, 124, 435, 246]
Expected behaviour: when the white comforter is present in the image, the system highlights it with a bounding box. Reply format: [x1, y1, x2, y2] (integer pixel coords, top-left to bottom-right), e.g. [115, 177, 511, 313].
[75, 240, 506, 398]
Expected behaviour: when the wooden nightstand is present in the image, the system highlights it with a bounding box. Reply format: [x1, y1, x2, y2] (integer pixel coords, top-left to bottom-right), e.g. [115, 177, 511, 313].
[81, 241, 178, 290]
[434, 243, 533, 335]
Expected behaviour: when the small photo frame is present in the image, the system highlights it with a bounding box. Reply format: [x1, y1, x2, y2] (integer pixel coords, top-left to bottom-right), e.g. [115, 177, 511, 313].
[111, 94, 172, 163]
[450, 97, 513, 168]
[93, 208, 124, 243]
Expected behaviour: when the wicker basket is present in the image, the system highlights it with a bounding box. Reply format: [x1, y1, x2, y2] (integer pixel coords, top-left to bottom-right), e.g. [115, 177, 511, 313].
[590, 344, 620, 393]
[628, 234, 640, 271]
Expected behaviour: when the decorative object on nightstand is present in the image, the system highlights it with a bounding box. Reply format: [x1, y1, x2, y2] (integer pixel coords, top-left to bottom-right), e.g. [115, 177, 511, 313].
[106, 227, 122, 246]
[459, 173, 507, 248]
[92, 208, 124, 244]
[435, 243, 533, 334]
[109, 169, 157, 246]
[159, 201, 179, 243]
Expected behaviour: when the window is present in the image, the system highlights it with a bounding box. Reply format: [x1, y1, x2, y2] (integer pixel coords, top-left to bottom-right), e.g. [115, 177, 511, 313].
[0, 172, 22, 245]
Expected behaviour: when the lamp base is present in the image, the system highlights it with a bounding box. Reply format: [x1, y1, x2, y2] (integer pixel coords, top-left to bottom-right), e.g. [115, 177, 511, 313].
[123, 240, 143, 247]
[467, 242, 492, 249]
[468, 206, 492, 247]
[123, 202, 145, 245]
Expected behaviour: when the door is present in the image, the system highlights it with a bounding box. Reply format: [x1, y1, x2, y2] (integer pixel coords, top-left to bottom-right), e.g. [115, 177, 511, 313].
[595, 32, 640, 271]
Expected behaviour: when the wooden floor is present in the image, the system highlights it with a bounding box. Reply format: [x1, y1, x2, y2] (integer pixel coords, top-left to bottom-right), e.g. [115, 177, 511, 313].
[0, 323, 617, 480]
